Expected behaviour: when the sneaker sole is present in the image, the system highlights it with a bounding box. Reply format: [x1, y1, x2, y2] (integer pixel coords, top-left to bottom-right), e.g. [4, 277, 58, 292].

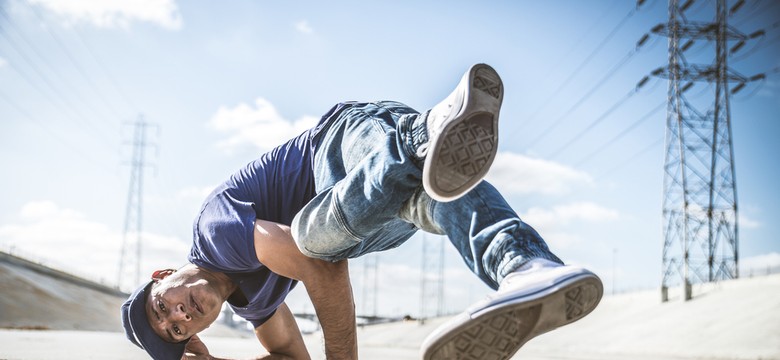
[421, 273, 602, 360]
[423, 63, 504, 202]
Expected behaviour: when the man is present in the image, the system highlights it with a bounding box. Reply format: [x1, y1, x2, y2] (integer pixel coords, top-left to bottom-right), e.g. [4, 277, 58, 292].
[121, 63, 603, 360]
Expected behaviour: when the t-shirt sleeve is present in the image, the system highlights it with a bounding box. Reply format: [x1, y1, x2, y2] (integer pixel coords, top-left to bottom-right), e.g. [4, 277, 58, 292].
[189, 191, 261, 272]
[244, 308, 277, 329]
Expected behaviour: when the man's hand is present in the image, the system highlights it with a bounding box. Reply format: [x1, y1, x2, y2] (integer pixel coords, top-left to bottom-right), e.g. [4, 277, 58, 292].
[182, 335, 212, 360]
[182, 332, 303, 360]
[253, 219, 357, 359]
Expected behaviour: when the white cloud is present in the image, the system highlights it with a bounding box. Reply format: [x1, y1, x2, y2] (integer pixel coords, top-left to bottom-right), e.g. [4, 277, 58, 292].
[756, 78, 776, 98]
[294, 20, 313, 34]
[19, 200, 68, 218]
[28, 0, 183, 30]
[740, 252, 780, 275]
[521, 202, 620, 229]
[485, 152, 593, 196]
[0, 57, 7, 68]
[536, 231, 584, 250]
[176, 185, 216, 200]
[739, 213, 761, 229]
[0, 201, 188, 290]
[209, 97, 319, 152]
[520, 202, 619, 249]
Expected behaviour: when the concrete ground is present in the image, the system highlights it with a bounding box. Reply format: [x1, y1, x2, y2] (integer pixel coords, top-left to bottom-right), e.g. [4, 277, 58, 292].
[2, 273, 779, 360]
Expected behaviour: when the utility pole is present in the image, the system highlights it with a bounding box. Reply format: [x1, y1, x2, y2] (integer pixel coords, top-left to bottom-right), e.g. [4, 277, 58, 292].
[652, 0, 763, 302]
[419, 234, 445, 323]
[361, 254, 379, 318]
[612, 248, 618, 295]
[117, 115, 157, 290]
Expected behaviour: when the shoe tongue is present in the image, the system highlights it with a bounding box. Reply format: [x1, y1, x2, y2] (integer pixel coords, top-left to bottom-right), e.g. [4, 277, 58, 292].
[501, 259, 561, 287]
[515, 258, 561, 273]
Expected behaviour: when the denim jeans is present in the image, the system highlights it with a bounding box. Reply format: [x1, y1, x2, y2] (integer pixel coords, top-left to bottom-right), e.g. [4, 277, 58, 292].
[291, 101, 562, 290]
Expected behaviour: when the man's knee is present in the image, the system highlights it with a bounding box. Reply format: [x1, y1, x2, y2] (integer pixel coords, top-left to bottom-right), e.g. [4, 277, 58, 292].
[291, 198, 361, 261]
[398, 187, 445, 235]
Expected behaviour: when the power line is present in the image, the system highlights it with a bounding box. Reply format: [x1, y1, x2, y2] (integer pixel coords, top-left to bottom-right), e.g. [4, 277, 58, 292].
[516, 1, 647, 131]
[740, 29, 780, 55]
[523, 43, 647, 150]
[729, 66, 777, 100]
[71, 25, 140, 114]
[594, 136, 663, 180]
[533, 0, 622, 90]
[0, 52, 116, 150]
[0, 88, 114, 169]
[0, 8, 116, 148]
[730, 77, 766, 100]
[23, 1, 124, 128]
[763, 34, 780, 46]
[733, 0, 778, 27]
[574, 101, 666, 167]
[730, 22, 778, 62]
[547, 87, 641, 160]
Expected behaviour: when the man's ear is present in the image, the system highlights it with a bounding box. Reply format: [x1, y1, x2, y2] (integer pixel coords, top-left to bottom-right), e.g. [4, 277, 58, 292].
[151, 269, 176, 281]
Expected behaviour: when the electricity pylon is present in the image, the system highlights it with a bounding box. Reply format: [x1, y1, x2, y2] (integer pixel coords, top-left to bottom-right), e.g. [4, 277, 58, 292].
[361, 254, 379, 318]
[117, 115, 156, 290]
[651, 0, 762, 301]
[419, 234, 445, 322]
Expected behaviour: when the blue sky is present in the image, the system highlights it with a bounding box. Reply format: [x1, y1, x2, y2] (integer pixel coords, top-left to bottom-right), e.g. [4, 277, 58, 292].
[0, 0, 778, 318]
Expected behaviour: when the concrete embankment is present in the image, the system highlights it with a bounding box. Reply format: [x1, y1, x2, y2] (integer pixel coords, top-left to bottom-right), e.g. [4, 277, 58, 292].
[2, 249, 778, 359]
[0, 251, 126, 331]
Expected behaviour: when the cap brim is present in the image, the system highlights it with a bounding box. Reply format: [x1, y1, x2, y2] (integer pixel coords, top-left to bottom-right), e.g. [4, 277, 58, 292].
[121, 280, 188, 360]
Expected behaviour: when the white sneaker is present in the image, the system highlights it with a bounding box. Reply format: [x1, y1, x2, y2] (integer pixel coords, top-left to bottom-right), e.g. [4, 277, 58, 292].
[420, 261, 603, 360]
[422, 63, 503, 202]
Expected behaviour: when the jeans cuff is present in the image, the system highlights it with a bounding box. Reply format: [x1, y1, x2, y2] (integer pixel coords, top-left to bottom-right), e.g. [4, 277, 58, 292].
[398, 112, 429, 169]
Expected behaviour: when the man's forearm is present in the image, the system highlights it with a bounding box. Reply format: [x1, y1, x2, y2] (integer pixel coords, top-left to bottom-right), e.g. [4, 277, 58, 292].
[304, 260, 357, 359]
[256, 354, 296, 360]
[250, 220, 357, 359]
[198, 355, 292, 360]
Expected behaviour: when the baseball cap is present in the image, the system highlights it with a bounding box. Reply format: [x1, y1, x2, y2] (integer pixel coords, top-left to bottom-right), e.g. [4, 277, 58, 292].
[121, 279, 188, 360]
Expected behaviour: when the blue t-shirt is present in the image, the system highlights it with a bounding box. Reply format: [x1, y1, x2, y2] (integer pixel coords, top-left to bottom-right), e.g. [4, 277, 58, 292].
[188, 103, 350, 327]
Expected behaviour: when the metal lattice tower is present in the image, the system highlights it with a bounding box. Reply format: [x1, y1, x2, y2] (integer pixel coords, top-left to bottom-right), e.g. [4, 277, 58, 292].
[360, 254, 379, 317]
[117, 116, 155, 290]
[419, 234, 445, 323]
[653, 0, 750, 301]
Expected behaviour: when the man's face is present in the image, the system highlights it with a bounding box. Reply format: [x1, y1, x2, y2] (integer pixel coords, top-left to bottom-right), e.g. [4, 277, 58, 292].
[144, 268, 225, 343]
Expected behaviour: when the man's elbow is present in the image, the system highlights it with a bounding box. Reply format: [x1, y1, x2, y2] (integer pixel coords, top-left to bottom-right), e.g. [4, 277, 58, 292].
[305, 258, 349, 282]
